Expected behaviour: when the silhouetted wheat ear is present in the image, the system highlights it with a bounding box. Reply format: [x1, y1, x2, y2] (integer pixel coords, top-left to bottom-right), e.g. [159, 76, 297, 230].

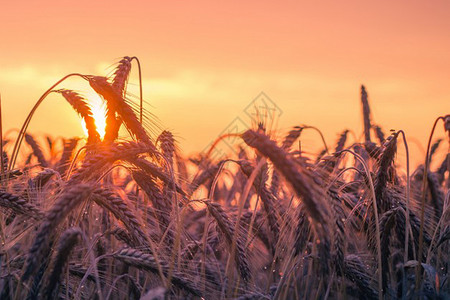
[129, 157, 186, 196]
[22, 183, 94, 281]
[56, 138, 78, 175]
[270, 169, 281, 195]
[361, 85, 372, 144]
[25, 133, 48, 167]
[444, 114, 450, 134]
[132, 170, 174, 246]
[379, 207, 400, 293]
[429, 139, 442, 161]
[114, 248, 203, 297]
[132, 170, 170, 215]
[374, 132, 398, 212]
[68, 141, 153, 183]
[241, 129, 330, 236]
[373, 125, 385, 143]
[175, 150, 188, 180]
[204, 200, 252, 283]
[242, 129, 333, 275]
[435, 225, 450, 248]
[26, 168, 58, 193]
[26, 254, 51, 300]
[238, 160, 280, 244]
[110, 227, 139, 247]
[436, 153, 449, 185]
[92, 187, 150, 246]
[103, 57, 132, 142]
[282, 126, 303, 150]
[158, 130, 176, 202]
[42, 227, 82, 300]
[427, 171, 444, 219]
[353, 144, 370, 181]
[241, 210, 272, 250]
[55, 89, 100, 144]
[328, 188, 346, 276]
[181, 242, 200, 260]
[335, 129, 349, 153]
[293, 204, 311, 255]
[103, 113, 121, 142]
[2, 151, 8, 173]
[111, 56, 132, 97]
[88, 76, 154, 147]
[344, 255, 379, 300]
[158, 130, 175, 167]
[0, 191, 43, 219]
[95, 235, 107, 273]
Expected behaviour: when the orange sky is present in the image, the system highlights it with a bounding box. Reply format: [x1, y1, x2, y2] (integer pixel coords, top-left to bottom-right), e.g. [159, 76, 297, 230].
[1, 1, 449, 167]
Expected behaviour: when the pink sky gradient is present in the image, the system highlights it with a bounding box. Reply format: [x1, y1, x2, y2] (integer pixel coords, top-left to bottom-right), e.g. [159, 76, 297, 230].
[1, 1, 449, 166]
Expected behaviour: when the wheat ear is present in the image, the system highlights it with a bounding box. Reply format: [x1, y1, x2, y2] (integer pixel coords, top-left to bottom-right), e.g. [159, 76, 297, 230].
[42, 227, 82, 300]
[22, 184, 94, 281]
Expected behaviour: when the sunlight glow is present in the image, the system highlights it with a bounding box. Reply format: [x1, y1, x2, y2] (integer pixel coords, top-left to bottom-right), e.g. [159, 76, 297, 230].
[81, 93, 107, 139]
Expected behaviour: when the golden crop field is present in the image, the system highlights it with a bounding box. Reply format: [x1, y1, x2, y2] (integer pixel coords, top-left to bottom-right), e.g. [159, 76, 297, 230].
[0, 56, 448, 299]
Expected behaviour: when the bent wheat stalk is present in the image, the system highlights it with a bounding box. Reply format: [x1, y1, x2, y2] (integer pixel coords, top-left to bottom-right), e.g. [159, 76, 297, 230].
[9, 73, 88, 171]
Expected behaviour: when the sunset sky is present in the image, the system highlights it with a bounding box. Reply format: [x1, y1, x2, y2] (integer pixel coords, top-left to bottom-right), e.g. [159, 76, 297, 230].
[1, 1, 449, 166]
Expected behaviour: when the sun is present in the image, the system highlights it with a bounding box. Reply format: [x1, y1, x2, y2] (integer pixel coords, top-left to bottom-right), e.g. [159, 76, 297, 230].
[81, 93, 107, 140]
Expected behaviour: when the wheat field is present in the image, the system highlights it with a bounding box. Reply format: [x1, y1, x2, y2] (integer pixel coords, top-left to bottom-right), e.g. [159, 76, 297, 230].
[0, 56, 448, 299]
